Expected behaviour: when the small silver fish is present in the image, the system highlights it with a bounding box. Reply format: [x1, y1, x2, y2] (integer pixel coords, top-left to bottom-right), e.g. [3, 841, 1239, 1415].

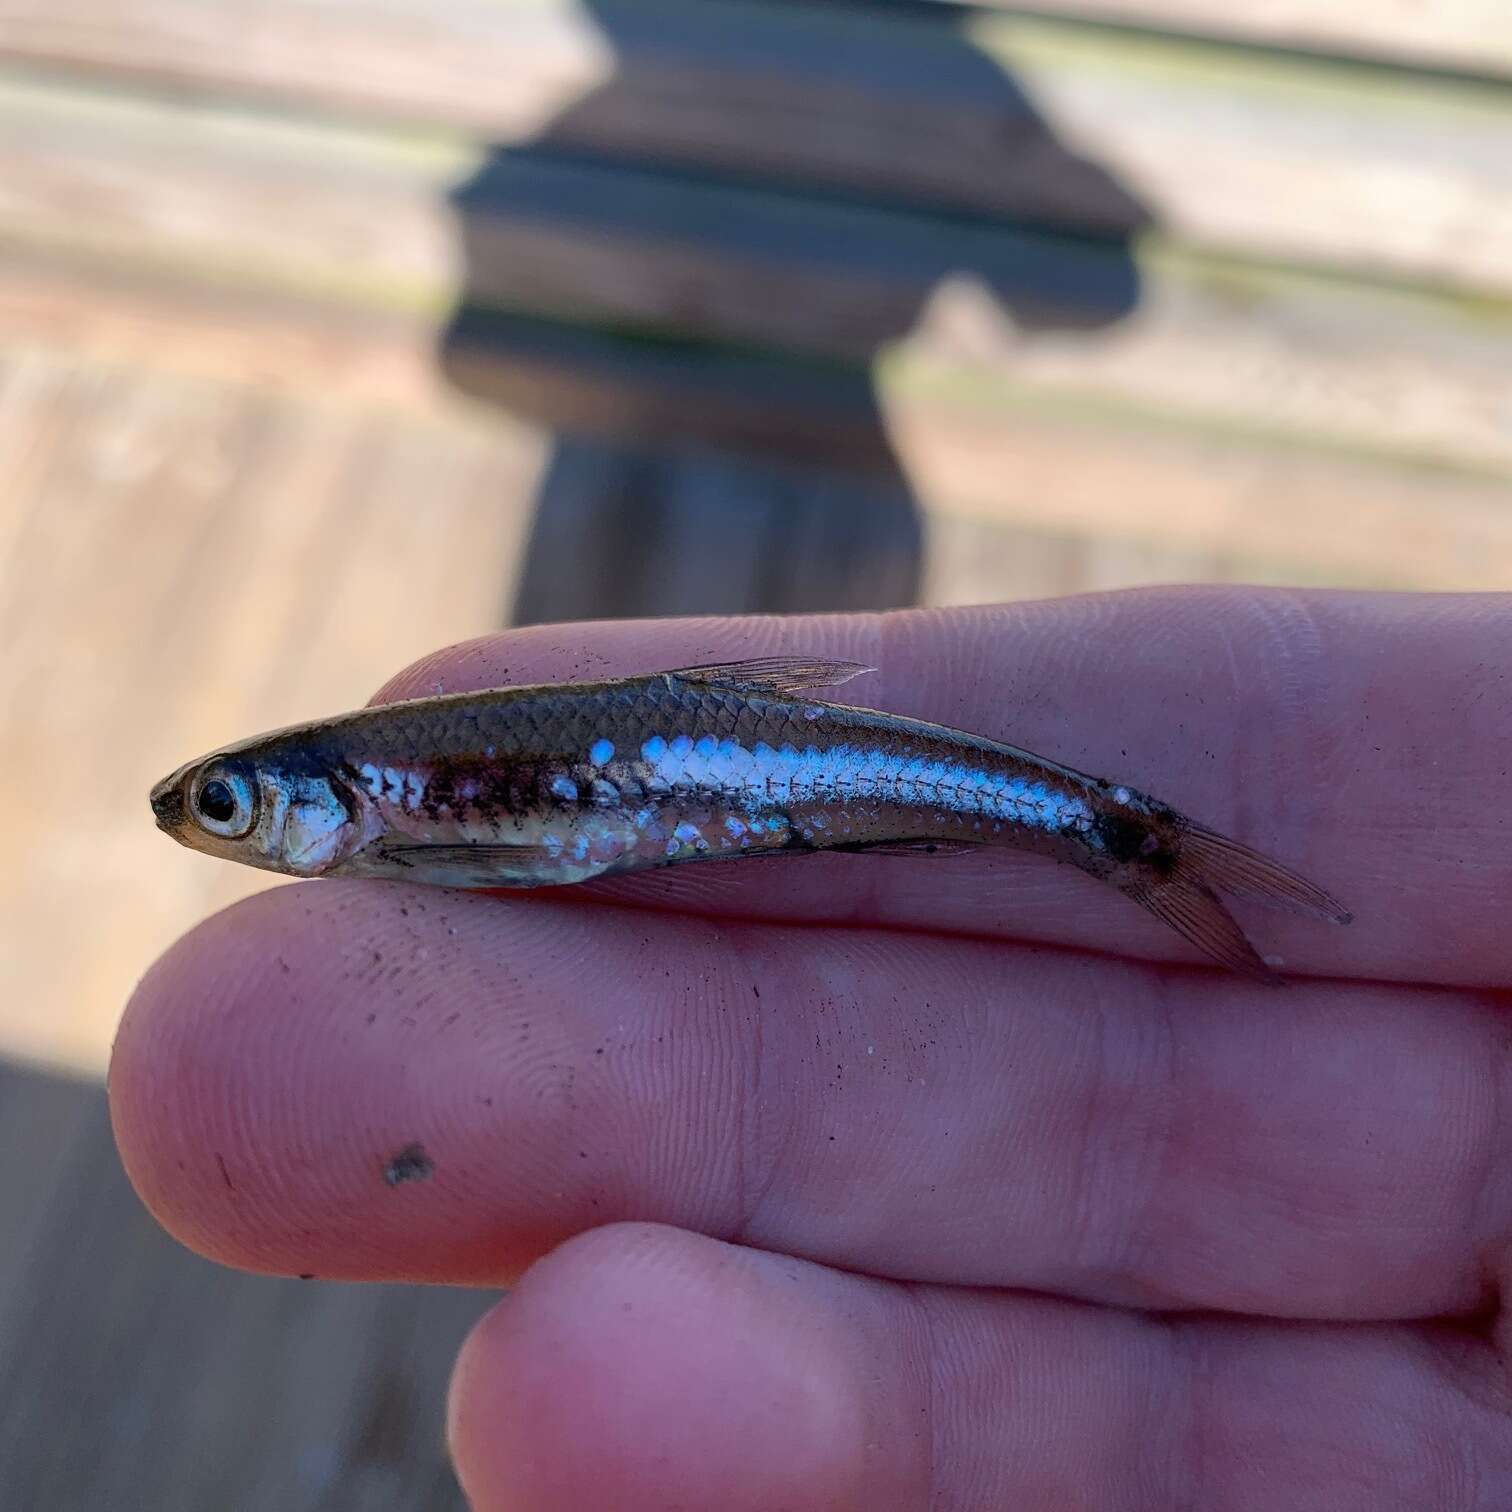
[150, 655, 1348, 980]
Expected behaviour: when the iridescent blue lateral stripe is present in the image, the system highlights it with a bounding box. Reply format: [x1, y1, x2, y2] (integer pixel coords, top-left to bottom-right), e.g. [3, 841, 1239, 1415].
[631, 734, 1096, 835]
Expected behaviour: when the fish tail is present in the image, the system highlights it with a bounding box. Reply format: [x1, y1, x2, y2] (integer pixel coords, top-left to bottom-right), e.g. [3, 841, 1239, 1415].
[1121, 819, 1350, 984]
[1176, 822, 1352, 925]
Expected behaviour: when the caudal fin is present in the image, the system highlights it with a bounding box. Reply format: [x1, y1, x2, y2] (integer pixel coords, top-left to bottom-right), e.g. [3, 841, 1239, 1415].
[1177, 823, 1351, 925]
[1125, 823, 1349, 984]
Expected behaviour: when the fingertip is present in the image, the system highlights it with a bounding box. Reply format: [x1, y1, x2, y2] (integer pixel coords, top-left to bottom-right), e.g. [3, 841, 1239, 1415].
[109, 888, 298, 1263]
[110, 902, 233, 1238]
[371, 633, 511, 705]
[446, 1223, 896, 1512]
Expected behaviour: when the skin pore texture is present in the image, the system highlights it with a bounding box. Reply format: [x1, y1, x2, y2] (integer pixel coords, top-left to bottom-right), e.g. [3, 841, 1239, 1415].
[112, 589, 1512, 1510]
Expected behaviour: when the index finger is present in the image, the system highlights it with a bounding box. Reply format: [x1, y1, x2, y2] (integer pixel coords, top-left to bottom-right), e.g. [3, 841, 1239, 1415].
[377, 588, 1509, 985]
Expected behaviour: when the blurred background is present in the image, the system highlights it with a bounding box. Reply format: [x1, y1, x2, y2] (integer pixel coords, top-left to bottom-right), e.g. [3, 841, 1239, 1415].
[1, 0, 1509, 1503]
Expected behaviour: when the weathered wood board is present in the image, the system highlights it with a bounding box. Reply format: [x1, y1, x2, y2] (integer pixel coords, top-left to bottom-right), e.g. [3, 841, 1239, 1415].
[0, 0, 1506, 293]
[972, 0, 1512, 79]
[0, 76, 1505, 485]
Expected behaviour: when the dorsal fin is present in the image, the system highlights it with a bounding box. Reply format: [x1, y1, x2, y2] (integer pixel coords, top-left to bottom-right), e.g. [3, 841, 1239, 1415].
[664, 656, 876, 696]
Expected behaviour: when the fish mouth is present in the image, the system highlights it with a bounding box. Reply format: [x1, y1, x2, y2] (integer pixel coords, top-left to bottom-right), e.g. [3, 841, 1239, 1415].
[149, 773, 187, 832]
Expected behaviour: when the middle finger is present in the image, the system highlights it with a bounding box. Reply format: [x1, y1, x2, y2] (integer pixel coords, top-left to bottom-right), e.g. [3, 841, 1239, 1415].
[112, 879, 1506, 1321]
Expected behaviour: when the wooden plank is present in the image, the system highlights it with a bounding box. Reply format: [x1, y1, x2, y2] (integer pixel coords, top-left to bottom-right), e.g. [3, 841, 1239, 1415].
[0, 1, 1506, 292]
[12, 243, 1502, 599]
[4, 235, 1508, 592]
[447, 316, 1512, 591]
[965, 15, 1512, 294]
[0, 341, 540, 1073]
[0, 1062, 483, 1509]
[451, 304, 1512, 591]
[923, 513, 1232, 606]
[0, 247, 456, 414]
[0, 80, 1505, 480]
[888, 397, 1512, 593]
[965, 0, 1512, 80]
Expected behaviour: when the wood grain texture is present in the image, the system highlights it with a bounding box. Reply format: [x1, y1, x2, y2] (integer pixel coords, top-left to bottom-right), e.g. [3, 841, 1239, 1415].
[0, 246, 457, 412]
[0, 78, 1505, 481]
[966, 15, 1512, 294]
[0, 0, 1506, 291]
[966, 0, 1512, 78]
[441, 314, 1512, 596]
[889, 397, 1512, 592]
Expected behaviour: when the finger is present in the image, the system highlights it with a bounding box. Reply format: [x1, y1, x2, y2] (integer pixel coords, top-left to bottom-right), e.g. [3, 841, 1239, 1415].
[371, 590, 1512, 986]
[112, 879, 1510, 1320]
[448, 1222, 1512, 1512]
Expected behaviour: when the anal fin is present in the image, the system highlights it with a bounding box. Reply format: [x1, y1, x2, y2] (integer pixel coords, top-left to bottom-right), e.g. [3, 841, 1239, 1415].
[378, 841, 560, 887]
[1125, 879, 1281, 986]
[384, 841, 554, 867]
[827, 838, 982, 858]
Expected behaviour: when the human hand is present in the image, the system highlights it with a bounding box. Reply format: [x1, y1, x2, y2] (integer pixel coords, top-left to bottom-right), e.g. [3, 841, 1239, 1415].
[112, 589, 1512, 1509]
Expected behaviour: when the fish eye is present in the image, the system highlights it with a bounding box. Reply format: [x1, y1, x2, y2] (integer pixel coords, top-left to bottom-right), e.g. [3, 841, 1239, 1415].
[190, 765, 257, 839]
[199, 780, 236, 822]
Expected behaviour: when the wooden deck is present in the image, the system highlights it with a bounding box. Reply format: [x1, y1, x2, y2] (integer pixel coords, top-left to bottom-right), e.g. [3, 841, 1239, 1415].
[0, 0, 1508, 1504]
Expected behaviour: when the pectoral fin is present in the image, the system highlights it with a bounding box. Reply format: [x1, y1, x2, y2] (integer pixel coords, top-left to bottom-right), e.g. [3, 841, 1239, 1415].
[378, 840, 559, 887]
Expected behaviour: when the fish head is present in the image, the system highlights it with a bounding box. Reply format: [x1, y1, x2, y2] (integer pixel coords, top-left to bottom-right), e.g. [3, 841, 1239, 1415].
[150, 738, 380, 877]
